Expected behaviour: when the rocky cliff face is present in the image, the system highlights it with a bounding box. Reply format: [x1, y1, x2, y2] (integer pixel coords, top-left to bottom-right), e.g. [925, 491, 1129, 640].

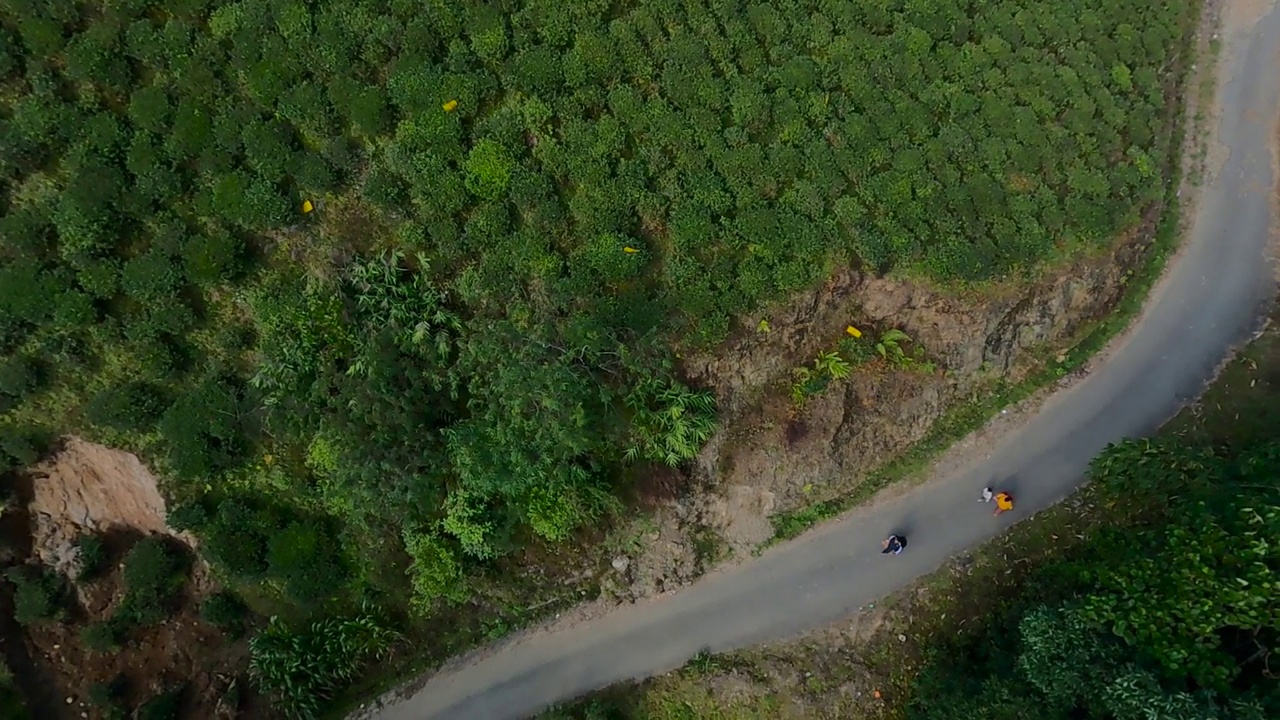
[679, 229, 1152, 553]
[684, 233, 1146, 414]
[27, 438, 186, 577]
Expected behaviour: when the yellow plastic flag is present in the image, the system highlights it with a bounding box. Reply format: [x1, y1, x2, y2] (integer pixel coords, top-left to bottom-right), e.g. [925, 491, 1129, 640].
[845, 325, 862, 338]
[443, 99, 458, 112]
[623, 246, 639, 254]
[302, 200, 314, 214]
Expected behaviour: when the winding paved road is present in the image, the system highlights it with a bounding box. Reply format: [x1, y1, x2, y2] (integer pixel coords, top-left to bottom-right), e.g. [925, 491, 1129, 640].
[370, 4, 1280, 719]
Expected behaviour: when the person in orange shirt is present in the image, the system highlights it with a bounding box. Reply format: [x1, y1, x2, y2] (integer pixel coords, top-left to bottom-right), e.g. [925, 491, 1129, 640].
[994, 491, 1014, 516]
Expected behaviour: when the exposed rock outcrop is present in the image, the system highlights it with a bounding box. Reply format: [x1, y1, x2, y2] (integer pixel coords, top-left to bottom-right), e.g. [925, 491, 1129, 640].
[27, 438, 186, 577]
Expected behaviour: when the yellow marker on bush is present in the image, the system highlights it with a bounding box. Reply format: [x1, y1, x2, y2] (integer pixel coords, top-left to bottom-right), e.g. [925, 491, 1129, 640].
[443, 99, 458, 112]
[623, 246, 639, 253]
[846, 325, 862, 338]
[302, 200, 314, 214]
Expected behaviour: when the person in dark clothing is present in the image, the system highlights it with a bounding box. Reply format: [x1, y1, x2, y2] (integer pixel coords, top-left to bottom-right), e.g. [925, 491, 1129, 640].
[881, 534, 907, 555]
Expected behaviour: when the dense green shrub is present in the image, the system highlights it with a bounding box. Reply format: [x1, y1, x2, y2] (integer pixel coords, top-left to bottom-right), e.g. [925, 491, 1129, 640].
[86, 674, 127, 711]
[117, 537, 189, 626]
[135, 686, 184, 720]
[80, 619, 122, 653]
[197, 498, 271, 578]
[182, 229, 244, 283]
[0, 424, 42, 471]
[266, 522, 349, 607]
[85, 381, 170, 435]
[75, 533, 108, 581]
[0, 354, 40, 400]
[201, 590, 249, 637]
[402, 529, 466, 615]
[7, 566, 64, 625]
[157, 379, 253, 480]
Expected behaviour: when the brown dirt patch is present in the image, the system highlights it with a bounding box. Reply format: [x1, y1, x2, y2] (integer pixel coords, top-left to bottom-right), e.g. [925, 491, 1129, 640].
[626, 465, 687, 511]
[26, 577, 244, 719]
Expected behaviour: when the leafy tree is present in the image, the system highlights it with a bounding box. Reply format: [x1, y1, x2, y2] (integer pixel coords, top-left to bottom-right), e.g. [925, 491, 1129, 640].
[909, 438, 1280, 720]
[1082, 501, 1280, 688]
[624, 380, 718, 467]
[157, 378, 254, 480]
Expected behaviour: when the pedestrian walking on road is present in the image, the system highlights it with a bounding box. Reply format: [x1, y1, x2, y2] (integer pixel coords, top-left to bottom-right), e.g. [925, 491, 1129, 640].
[980, 486, 994, 503]
[881, 534, 908, 555]
[994, 492, 1014, 516]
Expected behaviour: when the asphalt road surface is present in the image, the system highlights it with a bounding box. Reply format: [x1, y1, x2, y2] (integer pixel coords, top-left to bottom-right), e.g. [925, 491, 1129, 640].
[371, 4, 1280, 719]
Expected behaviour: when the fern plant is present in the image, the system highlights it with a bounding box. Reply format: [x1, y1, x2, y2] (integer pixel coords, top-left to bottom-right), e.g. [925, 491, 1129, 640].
[345, 250, 461, 369]
[624, 379, 717, 467]
[813, 350, 852, 379]
[876, 329, 912, 366]
[249, 607, 398, 720]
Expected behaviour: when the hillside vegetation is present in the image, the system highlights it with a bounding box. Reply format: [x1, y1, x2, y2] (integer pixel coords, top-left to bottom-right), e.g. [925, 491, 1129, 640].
[908, 438, 1280, 720]
[0, 0, 1196, 713]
